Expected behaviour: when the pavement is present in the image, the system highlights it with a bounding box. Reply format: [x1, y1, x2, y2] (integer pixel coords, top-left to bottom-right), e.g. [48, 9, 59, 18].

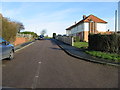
[2, 39, 118, 88]
[54, 39, 120, 66]
[14, 40, 35, 51]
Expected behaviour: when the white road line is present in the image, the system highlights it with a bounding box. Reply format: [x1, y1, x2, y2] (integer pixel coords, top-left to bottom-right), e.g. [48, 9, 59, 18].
[38, 62, 42, 64]
[15, 42, 35, 52]
[31, 61, 42, 89]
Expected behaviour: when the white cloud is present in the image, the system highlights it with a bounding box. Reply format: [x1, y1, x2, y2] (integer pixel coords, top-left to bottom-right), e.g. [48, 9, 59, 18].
[25, 8, 77, 22]
[24, 21, 71, 37]
[2, 2, 117, 37]
[2, 3, 32, 21]
[19, 8, 77, 36]
[3, 9, 20, 18]
[2, 3, 78, 37]
[23, 13, 116, 37]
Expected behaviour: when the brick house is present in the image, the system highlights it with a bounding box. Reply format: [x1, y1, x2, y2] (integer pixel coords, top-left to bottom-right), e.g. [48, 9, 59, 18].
[66, 14, 110, 42]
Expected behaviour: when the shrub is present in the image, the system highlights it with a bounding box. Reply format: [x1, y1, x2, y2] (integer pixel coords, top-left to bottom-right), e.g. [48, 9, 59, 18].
[20, 31, 38, 38]
[88, 34, 120, 53]
[86, 50, 120, 61]
[1, 13, 24, 43]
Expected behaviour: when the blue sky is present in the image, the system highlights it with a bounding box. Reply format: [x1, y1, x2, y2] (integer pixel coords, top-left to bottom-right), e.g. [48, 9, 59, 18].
[1, 2, 118, 36]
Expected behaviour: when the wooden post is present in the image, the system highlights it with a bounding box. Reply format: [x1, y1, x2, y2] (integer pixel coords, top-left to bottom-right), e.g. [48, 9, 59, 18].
[72, 37, 74, 46]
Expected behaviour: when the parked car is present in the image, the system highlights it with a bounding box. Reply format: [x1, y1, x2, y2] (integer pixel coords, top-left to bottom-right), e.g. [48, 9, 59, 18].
[57, 34, 62, 36]
[38, 35, 44, 40]
[0, 37, 14, 60]
[63, 34, 67, 36]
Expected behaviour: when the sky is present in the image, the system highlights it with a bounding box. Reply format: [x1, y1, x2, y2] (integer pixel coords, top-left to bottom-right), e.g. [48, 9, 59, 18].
[1, 2, 118, 36]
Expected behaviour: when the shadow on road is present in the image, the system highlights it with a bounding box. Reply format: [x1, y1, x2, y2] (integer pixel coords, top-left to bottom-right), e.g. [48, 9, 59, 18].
[49, 39, 58, 46]
[49, 47, 62, 50]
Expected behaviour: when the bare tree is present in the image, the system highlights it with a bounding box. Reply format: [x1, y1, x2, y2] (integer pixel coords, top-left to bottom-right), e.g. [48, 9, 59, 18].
[15, 21, 25, 33]
[40, 29, 46, 36]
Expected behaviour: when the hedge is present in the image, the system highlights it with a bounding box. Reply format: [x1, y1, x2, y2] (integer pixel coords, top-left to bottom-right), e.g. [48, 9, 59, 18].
[88, 34, 120, 53]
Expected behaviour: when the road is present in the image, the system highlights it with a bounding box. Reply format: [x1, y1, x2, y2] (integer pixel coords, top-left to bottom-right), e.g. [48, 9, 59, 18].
[2, 39, 118, 88]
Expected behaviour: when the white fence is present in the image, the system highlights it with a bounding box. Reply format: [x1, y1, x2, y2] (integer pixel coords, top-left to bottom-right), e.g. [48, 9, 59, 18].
[56, 36, 74, 46]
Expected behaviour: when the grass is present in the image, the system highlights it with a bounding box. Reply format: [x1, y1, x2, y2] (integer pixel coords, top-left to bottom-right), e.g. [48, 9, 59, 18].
[44, 37, 52, 39]
[74, 42, 88, 49]
[73, 41, 120, 62]
[85, 51, 120, 62]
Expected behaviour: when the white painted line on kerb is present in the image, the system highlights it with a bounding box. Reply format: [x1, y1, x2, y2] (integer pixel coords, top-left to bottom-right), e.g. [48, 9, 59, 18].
[15, 42, 35, 52]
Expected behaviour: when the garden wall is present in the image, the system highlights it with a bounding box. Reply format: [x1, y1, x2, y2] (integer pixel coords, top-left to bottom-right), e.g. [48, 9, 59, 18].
[56, 36, 74, 46]
[13, 33, 33, 46]
[13, 37, 29, 46]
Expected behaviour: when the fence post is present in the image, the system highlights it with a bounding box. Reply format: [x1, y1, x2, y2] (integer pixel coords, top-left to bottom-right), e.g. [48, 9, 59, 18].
[72, 37, 74, 46]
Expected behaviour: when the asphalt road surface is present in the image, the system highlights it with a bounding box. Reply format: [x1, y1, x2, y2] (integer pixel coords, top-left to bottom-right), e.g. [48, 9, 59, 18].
[2, 39, 118, 88]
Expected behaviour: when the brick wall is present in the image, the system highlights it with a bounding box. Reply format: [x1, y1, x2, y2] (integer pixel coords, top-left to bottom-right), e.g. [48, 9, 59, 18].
[14, 37, 29, 46]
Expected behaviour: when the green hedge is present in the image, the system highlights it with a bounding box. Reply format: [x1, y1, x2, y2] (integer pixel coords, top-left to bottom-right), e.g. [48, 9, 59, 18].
[88, 34, 120, 53]
[20, 31, 38, 38]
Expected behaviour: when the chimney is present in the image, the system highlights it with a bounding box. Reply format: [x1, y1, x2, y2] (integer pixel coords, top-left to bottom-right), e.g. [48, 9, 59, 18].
[83, 15, 86, 19]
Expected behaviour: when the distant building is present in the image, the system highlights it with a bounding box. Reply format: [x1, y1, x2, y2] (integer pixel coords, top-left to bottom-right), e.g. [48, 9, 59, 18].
[118, 1, 120, 31]
[66, 14, 110, 42]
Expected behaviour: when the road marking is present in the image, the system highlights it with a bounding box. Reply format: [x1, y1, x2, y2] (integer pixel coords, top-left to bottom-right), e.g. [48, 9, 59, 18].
[38, 62, 41, 64]
[15, 42, 35, 52]
[35, 76, 39, 78]
[31, 61, 41, 89]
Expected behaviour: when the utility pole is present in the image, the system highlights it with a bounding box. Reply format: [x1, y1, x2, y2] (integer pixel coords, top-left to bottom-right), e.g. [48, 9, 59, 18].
[118, 1, 120, 31]
[115, 10, 117, 33]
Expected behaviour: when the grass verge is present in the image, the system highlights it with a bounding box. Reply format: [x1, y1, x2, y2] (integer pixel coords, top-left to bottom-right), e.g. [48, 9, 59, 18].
[85, 51, 120, 62]
[44, 37, 52, 39]
[73, 41, 119, 62]
[74, 42, 88, 49]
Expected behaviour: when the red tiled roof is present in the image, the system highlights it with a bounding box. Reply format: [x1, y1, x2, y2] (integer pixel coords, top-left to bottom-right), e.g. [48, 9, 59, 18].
[66, 14, 107, 30]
